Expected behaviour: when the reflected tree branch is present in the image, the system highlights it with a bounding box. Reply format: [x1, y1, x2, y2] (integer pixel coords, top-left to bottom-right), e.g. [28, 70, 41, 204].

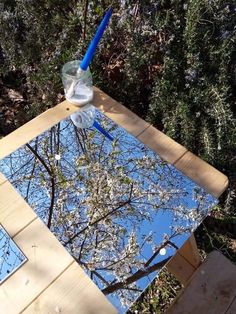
[25, 158, 37, 202]
[93, 270, 110, 286]
[144, 238, 178, 268]
[102, 256, 171, 295]
[26, 143, 55, 229]
[65, 198, 132, 245]
[65, 184, 133, 246]
[3, 117, 205, 305]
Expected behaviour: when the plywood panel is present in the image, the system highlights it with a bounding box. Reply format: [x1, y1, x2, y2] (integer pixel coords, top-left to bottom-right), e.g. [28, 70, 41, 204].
[178, 235, 201, 268]
[0, 218, 74, 314]
[23, 261, 117, 314]
[166, 251, 236, 314]
[167, 235, 201, 286]
[93, 87, 151, 137]
[0, 179, 37, 237]
[166, 252, 195, 286]
[174, 152, 229, 198]
[226, 297, 236, 314]
[0, 172, 7, 185]
[137, 125, 188, 164]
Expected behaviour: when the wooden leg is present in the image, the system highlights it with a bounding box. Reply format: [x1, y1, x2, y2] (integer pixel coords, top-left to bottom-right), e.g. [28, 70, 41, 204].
[166, 252, 195, 285]
[166, 234, 201, 285]
[178, 234, 201, 268]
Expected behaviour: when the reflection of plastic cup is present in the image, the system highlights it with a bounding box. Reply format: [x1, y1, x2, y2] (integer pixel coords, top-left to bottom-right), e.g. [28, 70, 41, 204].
[61, 60, 93, 107]
[70, 104, 96, 128]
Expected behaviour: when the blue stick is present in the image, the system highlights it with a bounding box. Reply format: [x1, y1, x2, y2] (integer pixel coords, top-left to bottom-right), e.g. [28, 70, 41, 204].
[93, 120, 114, 141]
[80, 8, 113, 71]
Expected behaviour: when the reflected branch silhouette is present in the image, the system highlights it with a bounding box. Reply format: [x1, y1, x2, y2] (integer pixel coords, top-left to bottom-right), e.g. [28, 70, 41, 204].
[0, 111, 217, 312]
[102, 256, 171, 295]
[26, 143, 56, 229]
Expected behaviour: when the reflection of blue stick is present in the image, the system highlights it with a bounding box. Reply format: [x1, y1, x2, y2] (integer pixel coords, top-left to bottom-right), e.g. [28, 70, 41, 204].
[80, 8, 113, 71]
[93, 120, 114, 141]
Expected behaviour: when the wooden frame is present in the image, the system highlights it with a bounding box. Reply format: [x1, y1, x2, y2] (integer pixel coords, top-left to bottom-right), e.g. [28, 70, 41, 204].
[0, 87, 229, 313]
[0, 87, 228, 197]
[166, 251, 236, 314]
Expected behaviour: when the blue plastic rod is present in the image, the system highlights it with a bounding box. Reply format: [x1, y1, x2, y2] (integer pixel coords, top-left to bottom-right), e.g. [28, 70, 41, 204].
[80, 8, 113, 71]
[93, 120, 114, 141]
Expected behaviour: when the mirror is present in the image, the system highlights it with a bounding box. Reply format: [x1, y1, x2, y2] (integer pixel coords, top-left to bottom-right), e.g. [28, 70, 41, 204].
[0, 110, 217, 312]
[0, 225, 27, 284]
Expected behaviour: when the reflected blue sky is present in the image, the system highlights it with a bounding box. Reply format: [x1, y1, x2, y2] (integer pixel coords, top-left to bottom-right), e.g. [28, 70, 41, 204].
[0, 225, 27, 283]
[0, 110, 217, 312]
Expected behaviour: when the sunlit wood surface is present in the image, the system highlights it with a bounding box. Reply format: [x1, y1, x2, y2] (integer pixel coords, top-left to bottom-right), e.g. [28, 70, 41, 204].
[0, 87, 228, 313]
[166, 251, 236, 314]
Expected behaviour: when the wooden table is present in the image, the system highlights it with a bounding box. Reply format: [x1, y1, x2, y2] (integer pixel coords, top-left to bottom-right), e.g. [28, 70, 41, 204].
[167, 251, 236, 314]
[0, 88, 228, 313]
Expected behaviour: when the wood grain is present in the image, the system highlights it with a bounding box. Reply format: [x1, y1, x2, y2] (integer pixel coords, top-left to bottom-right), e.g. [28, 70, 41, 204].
[0, 88, 230, 313]
[0, 178, 37, 237]
[137, 125, 188, 164]
[166, 252, 195, 286]
[0, 172, 7, 185]
[178, 235, 201, 268]
[0, 88, 229, 199]
[226, 297, 236, 314]
[23, 261, 117, 314]
[0, 218, 74, 314]
[0, 87, 151, 159]
[0, 100, 79, 160]
[93, 87, 151, 137]
[174, 152, 229, 198]
[166, 251, 236, 314]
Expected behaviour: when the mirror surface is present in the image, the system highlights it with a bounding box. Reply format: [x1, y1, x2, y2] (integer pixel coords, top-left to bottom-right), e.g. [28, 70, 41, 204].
[0, 110, 217, 312]
[0, 225, 27, 284]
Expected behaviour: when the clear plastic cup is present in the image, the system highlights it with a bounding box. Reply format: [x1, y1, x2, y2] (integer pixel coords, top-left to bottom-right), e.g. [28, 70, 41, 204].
[70, 104, 96, 128]
[61, 60, 96, 128]
[61, 60, 93, 106]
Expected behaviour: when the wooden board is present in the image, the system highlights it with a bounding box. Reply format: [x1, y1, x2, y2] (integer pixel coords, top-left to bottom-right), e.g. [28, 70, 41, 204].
[23, 261, 117, 314]
[0, 100, 79, 160]
[174, 151, 228, 198]
[0, 218, 74, 314]
[0, 87, 228, 199]
[166, 251, 236, 314]
[94, 88, 228, 195]
[0, 172, 116, 313]
[178, 234, 201, 269]
[226, 297, 236, 314]
[0, 88, 150, 160]
[137, 125, 188, 165]
[93, 87, 151, 137]
[0, 173, 7, 185]
[165, 252, 195, 286]
[0, 177, 37, 237]
[166, 234, 201, 285]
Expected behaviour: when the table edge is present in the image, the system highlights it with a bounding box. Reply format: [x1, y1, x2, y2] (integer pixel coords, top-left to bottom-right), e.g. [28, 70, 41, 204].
[0, 87, 228, 198]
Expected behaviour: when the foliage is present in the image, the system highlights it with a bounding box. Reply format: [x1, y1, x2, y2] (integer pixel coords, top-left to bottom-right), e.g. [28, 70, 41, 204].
[128, 268, 181, 314]
[0, 0, 235, 168]
[147, 0, 236, 173]
[0, 0, 236, 312]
